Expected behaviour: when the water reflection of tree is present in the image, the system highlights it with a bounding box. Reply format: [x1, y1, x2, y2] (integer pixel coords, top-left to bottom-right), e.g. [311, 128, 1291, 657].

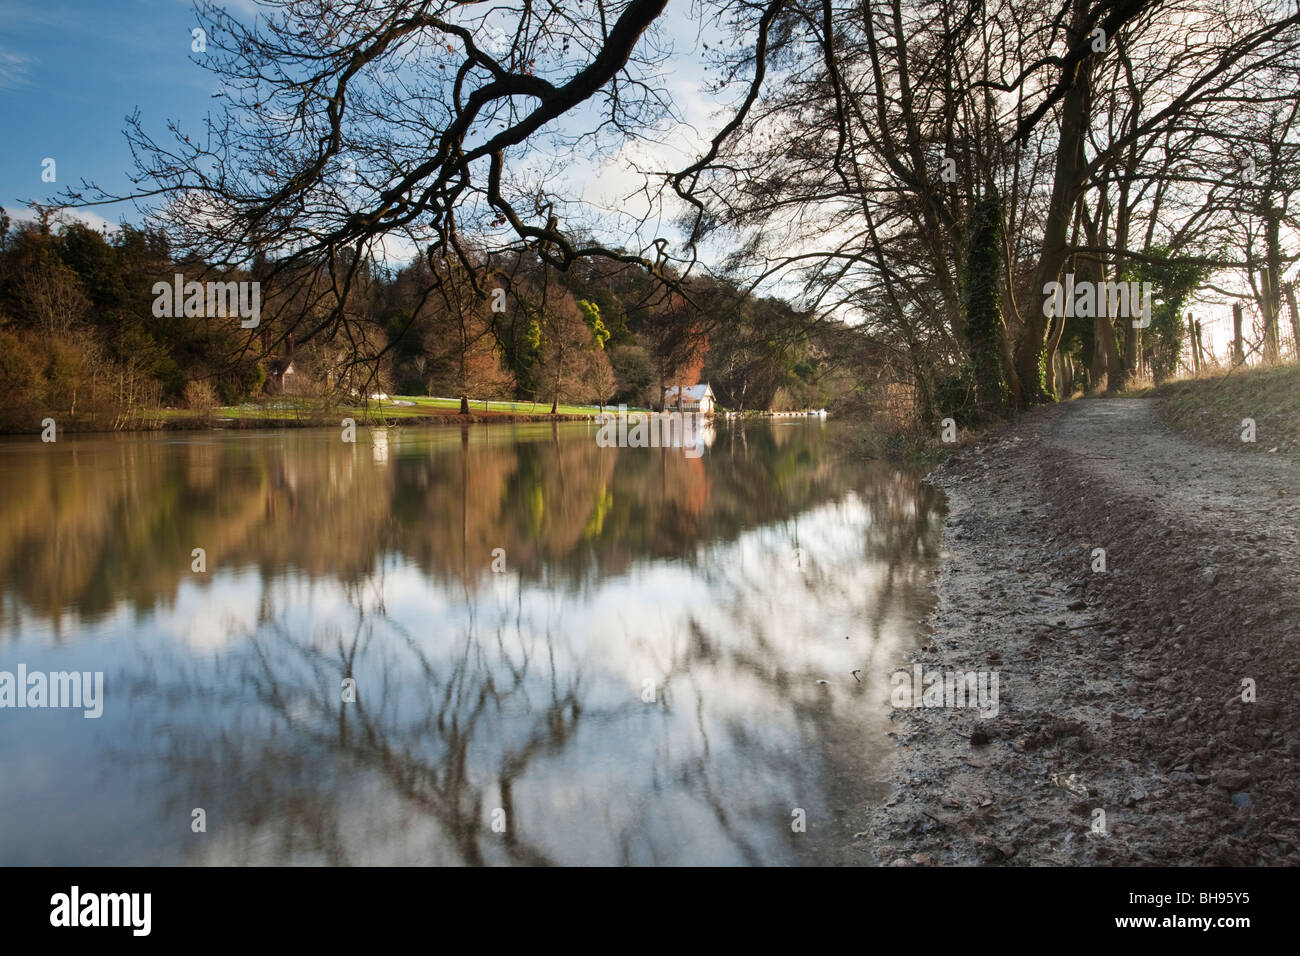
[101, 439, 947, 866]
[135, 585, 836, 866]
[0, 424, 891, 629]
[135, 582, 585, 865]
[135, 589, 794, 864]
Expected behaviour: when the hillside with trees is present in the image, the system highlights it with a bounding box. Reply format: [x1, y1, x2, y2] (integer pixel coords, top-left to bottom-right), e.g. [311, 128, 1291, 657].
[0, 206, 857, 429]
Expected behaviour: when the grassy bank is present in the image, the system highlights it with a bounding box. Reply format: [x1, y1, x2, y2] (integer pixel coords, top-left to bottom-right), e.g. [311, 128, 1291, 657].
[863, 362, 1300, 464]
[2, 395, 653, 433]
[386, 396, 629, 417]
[1153, 364, 1300, 453]
[206, 394, 629, 422]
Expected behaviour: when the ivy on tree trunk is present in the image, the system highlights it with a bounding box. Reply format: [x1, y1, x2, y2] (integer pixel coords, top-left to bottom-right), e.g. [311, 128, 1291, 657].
[961, 190, 1013, 417]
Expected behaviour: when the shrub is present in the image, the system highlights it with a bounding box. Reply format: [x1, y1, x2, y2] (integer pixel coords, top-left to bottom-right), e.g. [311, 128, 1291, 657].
[183, 379, 219, 416]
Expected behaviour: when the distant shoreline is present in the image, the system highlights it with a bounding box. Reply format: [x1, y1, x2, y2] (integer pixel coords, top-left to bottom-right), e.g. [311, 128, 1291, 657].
[0, 410, 601, 435]
[2, 406, 835, 435]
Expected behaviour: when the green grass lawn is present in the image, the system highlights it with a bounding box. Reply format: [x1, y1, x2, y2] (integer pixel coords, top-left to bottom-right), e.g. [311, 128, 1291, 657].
[147, 394, 646, 425]
[394, 396, 620, 416]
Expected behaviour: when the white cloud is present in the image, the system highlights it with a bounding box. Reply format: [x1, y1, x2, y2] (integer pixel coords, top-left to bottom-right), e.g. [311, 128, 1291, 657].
[8, 205, 119, 235]
[0, 47, 33, 91]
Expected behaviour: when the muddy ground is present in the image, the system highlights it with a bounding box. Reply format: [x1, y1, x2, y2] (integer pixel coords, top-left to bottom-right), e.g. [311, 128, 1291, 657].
[869, 397, 1300, 865]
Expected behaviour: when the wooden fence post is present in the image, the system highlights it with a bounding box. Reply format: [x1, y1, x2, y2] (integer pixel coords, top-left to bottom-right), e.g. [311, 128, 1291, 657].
[1232, 303, 1245, 366]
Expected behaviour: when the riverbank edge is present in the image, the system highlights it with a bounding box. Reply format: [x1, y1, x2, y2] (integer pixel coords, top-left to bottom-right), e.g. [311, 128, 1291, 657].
[866, 398, 1300, 866]
[0, 411, 602, 435]
[2, 407, 840, 435]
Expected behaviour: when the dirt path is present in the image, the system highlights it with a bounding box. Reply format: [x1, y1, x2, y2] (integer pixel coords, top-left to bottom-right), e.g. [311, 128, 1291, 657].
[868, 397, 1300, 865]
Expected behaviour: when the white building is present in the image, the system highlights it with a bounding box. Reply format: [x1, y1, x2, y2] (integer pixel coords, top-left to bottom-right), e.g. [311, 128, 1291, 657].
[662, 383, 716, 414]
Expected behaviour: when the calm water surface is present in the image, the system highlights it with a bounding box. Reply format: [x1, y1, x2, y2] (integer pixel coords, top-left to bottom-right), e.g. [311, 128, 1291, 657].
[0, 421, 943, 865]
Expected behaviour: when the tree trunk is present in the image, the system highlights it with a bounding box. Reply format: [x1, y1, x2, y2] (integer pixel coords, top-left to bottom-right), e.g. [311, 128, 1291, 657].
[1016, 0, 1093, 405]
[1285, 284, 1300, 360]
[1095, 313, 1124, 391]
[962, 191, 1014, 415]
[1262, 208, 1283, 362]
[1122, 304, 1141, 384]
[1079, 204, 1124, 391]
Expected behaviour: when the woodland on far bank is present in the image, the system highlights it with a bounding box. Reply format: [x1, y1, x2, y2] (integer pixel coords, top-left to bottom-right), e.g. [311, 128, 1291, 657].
[0, 205, 866, 432]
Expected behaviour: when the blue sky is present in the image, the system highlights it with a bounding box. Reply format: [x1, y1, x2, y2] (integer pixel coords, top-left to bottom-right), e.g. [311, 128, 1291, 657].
[0, 0, 720, 253]
[0, 0, 772, 301]
[0, 0, 257, 229]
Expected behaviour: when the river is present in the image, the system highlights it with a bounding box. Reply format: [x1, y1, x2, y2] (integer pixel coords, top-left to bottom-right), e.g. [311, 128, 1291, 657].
[0, 420, 943, 865]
